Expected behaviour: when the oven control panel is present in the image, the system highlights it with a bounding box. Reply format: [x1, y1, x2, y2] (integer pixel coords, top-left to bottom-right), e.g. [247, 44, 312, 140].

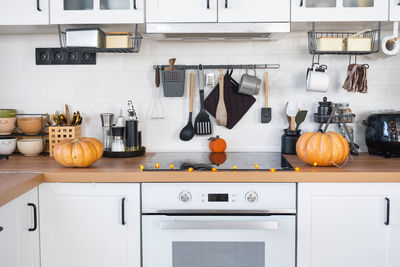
[178, 191, 259, 203]
[142, 183, 296, 211]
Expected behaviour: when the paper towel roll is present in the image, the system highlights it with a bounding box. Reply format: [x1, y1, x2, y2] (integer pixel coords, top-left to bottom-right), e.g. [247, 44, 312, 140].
[382, 22, 399, 56]
[382, 36, 400, 56]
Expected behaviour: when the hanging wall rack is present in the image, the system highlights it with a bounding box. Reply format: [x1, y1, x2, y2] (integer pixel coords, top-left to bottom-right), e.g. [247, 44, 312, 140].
[308, 22, 381, 56]
[57, 24, 142, 54]
[152, 64, 280, 70]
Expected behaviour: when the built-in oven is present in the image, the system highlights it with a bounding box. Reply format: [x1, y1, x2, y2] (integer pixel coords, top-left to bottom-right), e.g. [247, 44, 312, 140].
[142, 183, 296, 267]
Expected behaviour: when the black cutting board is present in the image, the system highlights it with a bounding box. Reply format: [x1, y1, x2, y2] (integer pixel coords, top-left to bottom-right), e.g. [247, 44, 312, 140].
[204, 72, 256, 129]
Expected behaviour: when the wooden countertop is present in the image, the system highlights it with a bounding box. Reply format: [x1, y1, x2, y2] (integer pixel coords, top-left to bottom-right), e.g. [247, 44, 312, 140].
[0, 173, 42, 207]
[1, 152, 400, 206]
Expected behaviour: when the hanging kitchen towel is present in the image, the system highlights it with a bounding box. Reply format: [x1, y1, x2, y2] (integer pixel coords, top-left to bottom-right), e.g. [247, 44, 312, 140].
[204, 70, 256, 129]
[342, 64, 368, 94]
[357, 65, 368, 93]
[342, 64, 359, 92]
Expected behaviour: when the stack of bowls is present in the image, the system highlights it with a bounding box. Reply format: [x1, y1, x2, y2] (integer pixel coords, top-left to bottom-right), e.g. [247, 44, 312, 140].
[0, 109, 17, 135]
[16, 116, 44, 156]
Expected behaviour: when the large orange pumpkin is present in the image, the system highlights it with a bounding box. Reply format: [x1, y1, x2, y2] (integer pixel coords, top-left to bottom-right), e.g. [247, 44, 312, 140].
[53, 137, 103, 167]
[296, 131, 349, 167]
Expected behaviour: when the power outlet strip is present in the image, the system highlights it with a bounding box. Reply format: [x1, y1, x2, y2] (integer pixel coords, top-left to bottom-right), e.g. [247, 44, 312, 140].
[35, 48, 96, 65]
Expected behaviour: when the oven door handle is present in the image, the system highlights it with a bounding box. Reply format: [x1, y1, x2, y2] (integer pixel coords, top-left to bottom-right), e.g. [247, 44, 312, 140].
[160, 220, 278, 230]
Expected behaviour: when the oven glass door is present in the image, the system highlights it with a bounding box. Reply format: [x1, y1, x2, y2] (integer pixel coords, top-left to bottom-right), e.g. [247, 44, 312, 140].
[142, 215, 295, 267]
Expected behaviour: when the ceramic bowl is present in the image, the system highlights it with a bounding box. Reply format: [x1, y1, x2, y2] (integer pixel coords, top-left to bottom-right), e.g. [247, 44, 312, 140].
[0, 109, 17, 118]
[17, 117, 43, 135]
[17, 139, 43, 157]
[0, 117, 17, 135]
[0, 137, 17, 155]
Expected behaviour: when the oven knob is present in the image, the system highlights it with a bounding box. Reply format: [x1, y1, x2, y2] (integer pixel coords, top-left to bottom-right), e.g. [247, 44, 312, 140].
[245, 192, 258, 203]
[179, 191, 192, 203]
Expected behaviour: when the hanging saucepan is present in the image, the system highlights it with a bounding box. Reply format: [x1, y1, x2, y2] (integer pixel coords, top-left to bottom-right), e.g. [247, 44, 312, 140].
[238, 67, 262, 96]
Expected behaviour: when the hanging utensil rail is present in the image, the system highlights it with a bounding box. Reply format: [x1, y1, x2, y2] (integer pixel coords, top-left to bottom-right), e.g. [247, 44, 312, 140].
[153, 64, 280, 70]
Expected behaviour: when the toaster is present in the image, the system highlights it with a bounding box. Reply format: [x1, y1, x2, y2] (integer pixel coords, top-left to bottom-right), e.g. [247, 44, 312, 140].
[364, 111, 400, 158]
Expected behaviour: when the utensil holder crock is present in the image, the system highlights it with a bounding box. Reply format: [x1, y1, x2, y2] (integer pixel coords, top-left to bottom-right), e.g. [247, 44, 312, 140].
[49, 125, 82, 157]
[281, 129, 301, 155]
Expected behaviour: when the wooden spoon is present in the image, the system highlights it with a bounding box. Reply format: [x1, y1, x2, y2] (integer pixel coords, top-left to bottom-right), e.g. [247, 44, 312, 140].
[65, 104, 71, 126]
[216, 72, 227, 126]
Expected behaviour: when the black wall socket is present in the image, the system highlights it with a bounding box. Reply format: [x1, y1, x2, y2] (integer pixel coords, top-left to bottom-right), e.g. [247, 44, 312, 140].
[36, 48, 96, 65]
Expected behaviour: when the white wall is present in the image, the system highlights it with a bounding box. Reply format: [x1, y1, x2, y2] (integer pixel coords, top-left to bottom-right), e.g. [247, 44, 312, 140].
[0, 32, 399, 152]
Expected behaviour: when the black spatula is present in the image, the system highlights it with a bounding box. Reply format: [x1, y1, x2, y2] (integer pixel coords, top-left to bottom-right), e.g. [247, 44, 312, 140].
[261, 72, 272, 123]
[194, 65, 212, 135]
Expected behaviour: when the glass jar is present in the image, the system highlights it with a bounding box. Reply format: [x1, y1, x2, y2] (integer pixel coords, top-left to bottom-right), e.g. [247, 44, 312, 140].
[338, 103, 353, 123]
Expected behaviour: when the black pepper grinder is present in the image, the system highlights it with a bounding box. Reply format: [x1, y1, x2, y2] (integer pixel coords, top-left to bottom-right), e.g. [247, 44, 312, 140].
[125, 100, 139, 152]
[317, 97, 332, 123]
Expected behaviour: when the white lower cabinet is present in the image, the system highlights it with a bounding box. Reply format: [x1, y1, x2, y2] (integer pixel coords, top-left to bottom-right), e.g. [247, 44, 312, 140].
[0, 187, 40, 267]
[39, 183, 141, 267]
[298, 183, 400, 267]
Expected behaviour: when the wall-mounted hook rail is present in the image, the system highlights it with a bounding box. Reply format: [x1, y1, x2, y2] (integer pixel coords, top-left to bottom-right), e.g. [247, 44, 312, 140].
[152, 64, 280, 70]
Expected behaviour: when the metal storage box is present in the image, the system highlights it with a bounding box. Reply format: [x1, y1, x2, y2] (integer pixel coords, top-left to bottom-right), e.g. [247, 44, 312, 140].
[66, 28, 105, 48]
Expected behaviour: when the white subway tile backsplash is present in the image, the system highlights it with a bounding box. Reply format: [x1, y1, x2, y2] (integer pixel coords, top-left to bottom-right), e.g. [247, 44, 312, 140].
[0, 32, 399, 152]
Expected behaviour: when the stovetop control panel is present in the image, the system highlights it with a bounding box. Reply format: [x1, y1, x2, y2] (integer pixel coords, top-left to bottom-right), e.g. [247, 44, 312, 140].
[142, 183, 296, 211]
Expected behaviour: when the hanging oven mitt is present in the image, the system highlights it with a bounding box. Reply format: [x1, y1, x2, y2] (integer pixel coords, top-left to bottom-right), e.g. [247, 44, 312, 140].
[204, 70, 256, 130]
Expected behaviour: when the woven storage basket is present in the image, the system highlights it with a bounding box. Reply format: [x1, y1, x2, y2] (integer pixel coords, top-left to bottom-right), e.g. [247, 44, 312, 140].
[49, 125, 82, 157]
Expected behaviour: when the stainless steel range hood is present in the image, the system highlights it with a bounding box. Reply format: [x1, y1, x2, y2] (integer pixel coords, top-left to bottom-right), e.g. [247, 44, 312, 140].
[145, 22, 290, 41]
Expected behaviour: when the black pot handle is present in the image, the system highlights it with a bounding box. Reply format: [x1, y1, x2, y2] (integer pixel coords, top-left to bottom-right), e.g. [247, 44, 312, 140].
[362, 120, 369, 127]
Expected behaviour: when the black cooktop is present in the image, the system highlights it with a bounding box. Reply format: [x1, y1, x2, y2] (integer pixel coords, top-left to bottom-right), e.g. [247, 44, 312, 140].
[143, 152, 293, 171]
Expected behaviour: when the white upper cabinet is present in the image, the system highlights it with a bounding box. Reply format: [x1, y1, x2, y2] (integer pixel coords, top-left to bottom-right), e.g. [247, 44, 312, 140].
[0, 188, 40, 267]
[390, 0, 400, 21]
[218, 0, 290, 22]
[0, 0, 49, 25]
[40, 183, 141, 267]
[292, 0, 389, 21]
[50, 0, 144, 24]
[298, 183, 400, 267]
[146, 0, 289, 23]
[146, 0, 218, 23]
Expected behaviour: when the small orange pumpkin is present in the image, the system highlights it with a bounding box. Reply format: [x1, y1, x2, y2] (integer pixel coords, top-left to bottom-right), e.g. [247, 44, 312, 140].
[53, 137, 103, 168]
[296, 131, 349, 167]
[209, 152, 227, 166]
[209, 136, 227, 153]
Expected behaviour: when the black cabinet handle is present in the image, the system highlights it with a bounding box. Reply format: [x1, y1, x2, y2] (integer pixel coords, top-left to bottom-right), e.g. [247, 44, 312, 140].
[121, 198, 126, 225]
[28, 203, 38, 231]
[225, 0, 228, 8]
[0, 226, 3, 232]
[385, 197, 390, 226]
[300, 0, 303, 7]
[207, 0, 210, 9]
[133, 0, 137, 10]
[36, 0, 42, 11]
